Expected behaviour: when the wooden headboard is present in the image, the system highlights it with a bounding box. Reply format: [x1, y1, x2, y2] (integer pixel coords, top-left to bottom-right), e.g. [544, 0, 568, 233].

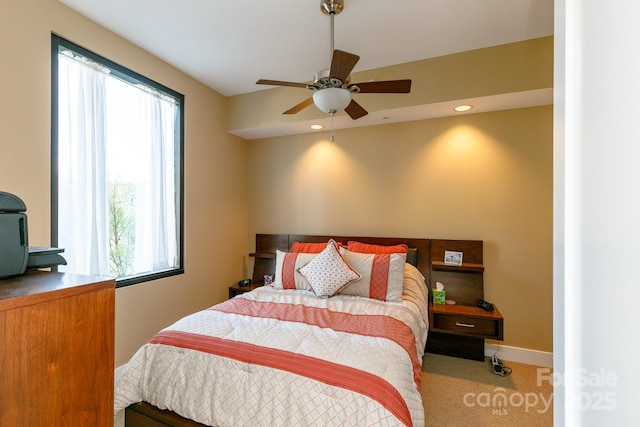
[250, 234, 485, 307]
[251, 234, 431, 287]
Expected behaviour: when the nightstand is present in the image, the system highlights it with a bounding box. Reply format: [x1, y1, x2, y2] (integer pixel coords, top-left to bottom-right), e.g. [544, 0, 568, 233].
[426, 239, 504, 361]
[228, 283, 260, 299]
[427, 303, 504, 361]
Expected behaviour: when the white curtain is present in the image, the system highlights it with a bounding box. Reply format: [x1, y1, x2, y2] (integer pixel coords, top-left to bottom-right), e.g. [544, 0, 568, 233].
[57, 52, 178, 279]
[57, 53, 110, 276]
[133, 89, 177, 274]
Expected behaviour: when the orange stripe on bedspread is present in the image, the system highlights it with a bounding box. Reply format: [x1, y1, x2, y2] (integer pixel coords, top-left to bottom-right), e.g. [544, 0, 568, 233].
[211, 298, 421, 389]
[149, 330, 412, 427]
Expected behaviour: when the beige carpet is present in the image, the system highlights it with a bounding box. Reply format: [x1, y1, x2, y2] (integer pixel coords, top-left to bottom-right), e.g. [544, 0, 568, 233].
[422, 353, 553, 426]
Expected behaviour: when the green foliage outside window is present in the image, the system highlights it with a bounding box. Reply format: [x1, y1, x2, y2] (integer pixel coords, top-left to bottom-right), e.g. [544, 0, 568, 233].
[109, 181, 136, 278]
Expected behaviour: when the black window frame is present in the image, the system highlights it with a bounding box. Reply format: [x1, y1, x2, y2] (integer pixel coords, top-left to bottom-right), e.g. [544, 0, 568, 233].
[51, 34, 185, 288]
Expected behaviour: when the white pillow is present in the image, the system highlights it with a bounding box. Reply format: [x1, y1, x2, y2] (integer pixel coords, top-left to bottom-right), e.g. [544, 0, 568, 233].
[339, 248, 407, 302]
[298, 240, 361, 298]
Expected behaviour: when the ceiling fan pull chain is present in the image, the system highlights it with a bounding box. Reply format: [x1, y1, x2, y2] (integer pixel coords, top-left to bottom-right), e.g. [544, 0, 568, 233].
[330, 112, 335, 143]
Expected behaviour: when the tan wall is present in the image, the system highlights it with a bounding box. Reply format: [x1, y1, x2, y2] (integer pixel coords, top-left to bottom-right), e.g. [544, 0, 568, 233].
[246, 106, 553, 352]
[1, 0, 552, 363]
[0, 0, 248, 366]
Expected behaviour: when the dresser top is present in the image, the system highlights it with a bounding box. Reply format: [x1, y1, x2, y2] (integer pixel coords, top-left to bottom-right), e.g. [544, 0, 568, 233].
[0, 270, 114, 311]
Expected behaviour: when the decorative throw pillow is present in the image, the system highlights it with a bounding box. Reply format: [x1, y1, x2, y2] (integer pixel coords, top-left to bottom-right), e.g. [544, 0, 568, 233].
[346, 241, 409, 255]
[272, 250, 317, 290]
[339, 248, 407, 302]
[291, 241, 342, 254]
[298, 240, 361, 298]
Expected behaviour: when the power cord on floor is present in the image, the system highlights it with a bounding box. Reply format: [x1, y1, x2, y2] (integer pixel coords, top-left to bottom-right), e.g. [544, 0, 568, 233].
[490, 350, 512, 377]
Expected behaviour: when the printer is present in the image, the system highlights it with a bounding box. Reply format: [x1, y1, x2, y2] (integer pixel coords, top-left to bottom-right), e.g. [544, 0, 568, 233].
[0, 191, 66, 278]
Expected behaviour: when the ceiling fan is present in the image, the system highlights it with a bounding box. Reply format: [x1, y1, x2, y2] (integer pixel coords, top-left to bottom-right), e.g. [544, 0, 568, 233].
[256, 0, 412, 120]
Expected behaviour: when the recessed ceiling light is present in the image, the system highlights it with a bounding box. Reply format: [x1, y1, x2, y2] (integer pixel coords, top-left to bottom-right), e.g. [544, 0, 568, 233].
[454, 104, 473, 112]
[310, 124, 324, 130]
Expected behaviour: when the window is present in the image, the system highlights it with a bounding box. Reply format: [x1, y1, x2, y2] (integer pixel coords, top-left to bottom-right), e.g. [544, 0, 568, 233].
[51, 35, 184, 287]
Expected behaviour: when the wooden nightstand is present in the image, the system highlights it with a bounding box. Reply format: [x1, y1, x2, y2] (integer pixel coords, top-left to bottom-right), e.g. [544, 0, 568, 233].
[228, 283, 260, 299]
[427, 303, 503, 361]
[426, 239, 505, 361]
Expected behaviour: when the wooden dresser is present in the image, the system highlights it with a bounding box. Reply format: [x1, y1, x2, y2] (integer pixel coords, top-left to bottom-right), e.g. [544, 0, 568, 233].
[0, 271, 115, 426]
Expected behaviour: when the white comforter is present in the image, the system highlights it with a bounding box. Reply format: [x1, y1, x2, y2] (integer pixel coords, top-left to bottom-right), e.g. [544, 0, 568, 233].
[114, 265, 429, 427]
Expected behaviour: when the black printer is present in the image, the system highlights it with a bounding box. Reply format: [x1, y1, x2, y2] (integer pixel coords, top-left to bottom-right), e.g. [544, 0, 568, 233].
[0, 191, 66, 278]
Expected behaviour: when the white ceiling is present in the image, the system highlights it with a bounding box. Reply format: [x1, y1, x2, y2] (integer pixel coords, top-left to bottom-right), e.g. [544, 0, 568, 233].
[58, 0, 554, 97]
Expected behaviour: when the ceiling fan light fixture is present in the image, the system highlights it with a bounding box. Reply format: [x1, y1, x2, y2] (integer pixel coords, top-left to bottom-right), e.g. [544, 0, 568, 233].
[256, 0, 410, 121]
[313, 88, 351, 114]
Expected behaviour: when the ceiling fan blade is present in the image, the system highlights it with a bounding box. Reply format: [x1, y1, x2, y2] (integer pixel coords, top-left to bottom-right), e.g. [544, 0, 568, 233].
[283, 97, 315, 115]
[329, 49, 360, 82]
[344, 99, 368, 120]
[348, 79, 412, 94]
[256, 79, 311, 89]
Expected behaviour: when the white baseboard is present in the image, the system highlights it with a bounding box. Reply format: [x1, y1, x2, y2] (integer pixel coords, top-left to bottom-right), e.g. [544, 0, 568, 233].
[485, 343, 553, 368]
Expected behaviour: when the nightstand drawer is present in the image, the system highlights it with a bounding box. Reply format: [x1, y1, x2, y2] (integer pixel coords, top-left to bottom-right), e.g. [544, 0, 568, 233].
[432, 313, 500, 339]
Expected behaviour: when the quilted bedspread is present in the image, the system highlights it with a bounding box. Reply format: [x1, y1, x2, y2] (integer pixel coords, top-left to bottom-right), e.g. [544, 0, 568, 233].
[114, 280, 428, 427]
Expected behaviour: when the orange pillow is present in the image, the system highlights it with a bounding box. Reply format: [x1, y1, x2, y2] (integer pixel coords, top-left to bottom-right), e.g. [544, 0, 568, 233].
[291, 241, 342, 253]
[346, 241, 408, 255]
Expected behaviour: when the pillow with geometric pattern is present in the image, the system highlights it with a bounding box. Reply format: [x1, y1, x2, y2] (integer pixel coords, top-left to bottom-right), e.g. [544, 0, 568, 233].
[298, 239, 361, 298]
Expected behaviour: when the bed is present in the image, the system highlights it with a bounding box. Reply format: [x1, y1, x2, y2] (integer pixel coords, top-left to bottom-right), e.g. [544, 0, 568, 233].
[114, 234, 431, 427]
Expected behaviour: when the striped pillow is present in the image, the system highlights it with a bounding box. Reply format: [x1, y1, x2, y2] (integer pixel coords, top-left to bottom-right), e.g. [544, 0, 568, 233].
[272, 250, 317, 290]
[339, 248, 407, 302]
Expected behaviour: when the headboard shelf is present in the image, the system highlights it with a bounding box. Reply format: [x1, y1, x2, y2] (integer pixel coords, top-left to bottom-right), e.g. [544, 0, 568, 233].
[429, 239, 484, 307]
[249, 252, 276, 259]
[431, 261, 484, 273]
